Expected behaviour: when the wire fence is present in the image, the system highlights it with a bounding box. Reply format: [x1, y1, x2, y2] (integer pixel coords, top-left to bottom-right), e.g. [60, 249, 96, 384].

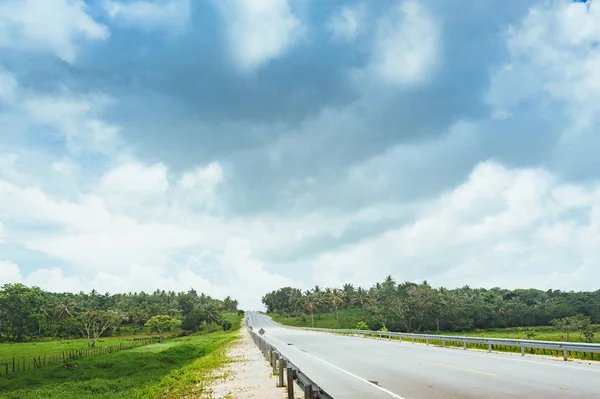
[0, 337, 160, 377]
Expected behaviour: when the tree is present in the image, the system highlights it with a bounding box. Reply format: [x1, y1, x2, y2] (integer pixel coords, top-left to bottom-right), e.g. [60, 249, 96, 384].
[71, 310, 122, 347]
[552, 315, 595, 343]
[182, 308, 205, 332]
[0, 284, 45, 342]
[145, 315, 181, 343]
[203, 303, 222, 332]
[329, 290, 345, 328]
[303, 294, 319, 327]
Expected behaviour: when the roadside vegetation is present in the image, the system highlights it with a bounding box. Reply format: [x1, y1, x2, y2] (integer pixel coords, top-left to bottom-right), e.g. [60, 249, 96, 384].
[0, 283, 240, 344]
[0, 283, 246, 397]
[0, 314, 242, 399]
[263, 276, 599, 343]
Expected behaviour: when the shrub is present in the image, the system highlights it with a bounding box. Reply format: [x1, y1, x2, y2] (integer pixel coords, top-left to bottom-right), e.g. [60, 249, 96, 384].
[379, 326, 389, 333]
[237, 310, 245, 316]
[222, 321, 232, 331]
[355, 321, 369, 331]
[524, 328, 536, 340]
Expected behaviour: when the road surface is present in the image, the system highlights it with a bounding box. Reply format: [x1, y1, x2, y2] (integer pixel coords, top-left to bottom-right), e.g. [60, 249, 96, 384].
[247, 312, 600, 399]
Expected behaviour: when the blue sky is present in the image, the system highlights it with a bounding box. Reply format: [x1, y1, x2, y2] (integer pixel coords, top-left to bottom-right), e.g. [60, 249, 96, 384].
[1, 0, 599, 309]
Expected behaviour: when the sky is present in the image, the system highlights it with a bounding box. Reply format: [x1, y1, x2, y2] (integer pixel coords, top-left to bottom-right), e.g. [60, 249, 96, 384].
[1, 0, 599, 310]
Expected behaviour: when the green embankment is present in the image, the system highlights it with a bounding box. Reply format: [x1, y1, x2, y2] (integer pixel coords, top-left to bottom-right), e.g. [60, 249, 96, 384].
[0, 313, 242, 399]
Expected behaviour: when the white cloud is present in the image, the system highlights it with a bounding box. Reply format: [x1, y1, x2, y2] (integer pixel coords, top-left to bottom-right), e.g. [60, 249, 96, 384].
[0, 221, 5, 243]
[328, 4, 364, 42]
[176, 162, 223, 209]
[100, 161, 169, 200]
[4, 152, 600, 307]
[98, 160, 170, 217]
[24, 93, 120, 154]
[0, 0, 109, 63]
[312, 161, 600, 291]
[369, 0, 440, 85]
[104, 0, 191, 33]
[0, 69, 18, 103]
[0, 260, 22, 284]
[487, 0, 600, 127]
[51, 158, 77, 175]
[215, 0, 304, 71]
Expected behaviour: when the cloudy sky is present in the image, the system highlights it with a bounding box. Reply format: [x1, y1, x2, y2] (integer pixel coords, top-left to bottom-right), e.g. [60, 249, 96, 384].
[1, 0, 599, 309]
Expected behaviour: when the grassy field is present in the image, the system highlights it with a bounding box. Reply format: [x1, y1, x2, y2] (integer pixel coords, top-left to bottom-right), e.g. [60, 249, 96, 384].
[437, 325, 600, 344]
[0, 335, 157, 365]
[270, 308, 366, 329]
[0, 313, 243, 399]
[0, 312, 242, 363]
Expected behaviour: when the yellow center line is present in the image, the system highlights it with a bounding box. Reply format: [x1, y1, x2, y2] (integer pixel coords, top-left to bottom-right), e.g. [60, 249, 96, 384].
[439, 363, 497, 376]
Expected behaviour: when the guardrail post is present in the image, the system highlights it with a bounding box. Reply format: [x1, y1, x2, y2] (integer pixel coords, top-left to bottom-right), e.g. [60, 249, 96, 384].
[520, 346, 525, 356]
[426, 338, 429, 346]
[272, 352, 278, 375]
[304, 383, 313, 399]
[278, 359, 285, 387]
[442, 339, 445, 347]
[488, 343, 492, 353]
[463, 341, 467, 350]
[563, 349, 568, 361]
[287, 367, 295, 399]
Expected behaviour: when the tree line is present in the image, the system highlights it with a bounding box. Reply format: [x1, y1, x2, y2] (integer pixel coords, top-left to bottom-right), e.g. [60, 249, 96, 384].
[262, 276, 600, 336]
[0, 283, 241, 345]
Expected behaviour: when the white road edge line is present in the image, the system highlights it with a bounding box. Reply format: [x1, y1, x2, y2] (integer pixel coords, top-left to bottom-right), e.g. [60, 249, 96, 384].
[266, 334, 406, 399]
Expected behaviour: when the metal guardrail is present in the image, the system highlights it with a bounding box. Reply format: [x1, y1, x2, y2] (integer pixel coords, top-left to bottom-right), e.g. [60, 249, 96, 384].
[247, 321, 333, 399]
[290, 326, 600, 361]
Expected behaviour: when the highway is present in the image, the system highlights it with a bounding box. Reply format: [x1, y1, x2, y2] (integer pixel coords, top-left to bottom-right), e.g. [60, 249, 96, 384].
[247, 312, 600, 399]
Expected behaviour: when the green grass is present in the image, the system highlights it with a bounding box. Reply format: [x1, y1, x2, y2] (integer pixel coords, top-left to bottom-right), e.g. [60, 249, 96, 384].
[0, 314, 243, 399]
[0, 335, 157, 365]
[221, 312, 243, 331]
[434, 325, 600, 344]
[270, 308, 367, 329]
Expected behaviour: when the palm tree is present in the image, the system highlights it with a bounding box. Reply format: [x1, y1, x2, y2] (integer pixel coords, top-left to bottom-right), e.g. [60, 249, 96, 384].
[303, 295, 319, 327]
[329, 289, 345, 328]
[202, 303, 222, 332]
[352, 287, 373, 309]
[342, 284, 355, 307]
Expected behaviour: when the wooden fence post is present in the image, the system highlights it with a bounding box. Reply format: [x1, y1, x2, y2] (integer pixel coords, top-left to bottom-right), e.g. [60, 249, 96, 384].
[287, 367, 295, 399]
[278, 359, 285, 387]
[304, 384, 313, 399]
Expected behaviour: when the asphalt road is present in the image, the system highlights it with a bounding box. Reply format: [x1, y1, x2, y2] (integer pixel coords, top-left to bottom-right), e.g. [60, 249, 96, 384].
[247, 312, 600, 399]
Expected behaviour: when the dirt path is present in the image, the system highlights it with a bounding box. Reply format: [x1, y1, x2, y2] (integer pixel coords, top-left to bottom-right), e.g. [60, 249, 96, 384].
[201, 329, 290, 399]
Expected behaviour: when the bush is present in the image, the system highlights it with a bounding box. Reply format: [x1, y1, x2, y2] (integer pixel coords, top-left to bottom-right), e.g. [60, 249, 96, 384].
[355, 321, 370, 331]
[379, 326, 389, 333]
[237, 310, 245, 316]
[222, 321, 232, 331]
[524, 328, 536, 340]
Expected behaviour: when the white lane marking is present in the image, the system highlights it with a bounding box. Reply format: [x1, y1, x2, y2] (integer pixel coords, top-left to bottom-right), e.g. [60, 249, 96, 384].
[293, 328, 600, 373]
[266, 334, 406, 399]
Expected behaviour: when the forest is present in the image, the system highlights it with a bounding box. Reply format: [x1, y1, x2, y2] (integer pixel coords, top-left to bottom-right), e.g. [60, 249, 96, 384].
[262, 276, 600, 337]
[0, 283, 240, 344]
